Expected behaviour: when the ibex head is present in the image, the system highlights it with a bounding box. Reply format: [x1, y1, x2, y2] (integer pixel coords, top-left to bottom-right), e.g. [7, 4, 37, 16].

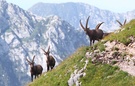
[26, 55, 35, 68]
[116, 19, 127, 27]
[80, 16, 90, 35]
[80, 16, 104, 34]
[41, 46, 50, 58]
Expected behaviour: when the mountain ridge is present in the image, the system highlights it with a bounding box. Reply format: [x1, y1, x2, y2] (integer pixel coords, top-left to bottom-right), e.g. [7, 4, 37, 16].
[28, 2, 135, 32]
[0, 1, 135, 86]
[28, 19, 135, 86]
[0, 1, 88, 86]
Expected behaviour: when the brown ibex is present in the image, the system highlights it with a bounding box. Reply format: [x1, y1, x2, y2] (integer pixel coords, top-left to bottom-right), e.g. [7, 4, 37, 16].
[26, 55, 43, 82]
[42, 46, 55, 71]
[80, 16, 104, 46]
[116, 19, 127, 27]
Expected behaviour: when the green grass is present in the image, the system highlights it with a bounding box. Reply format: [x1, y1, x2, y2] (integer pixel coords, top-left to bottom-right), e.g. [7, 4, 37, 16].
[28, 47, 135, 86]
[92, 41, 106, 52]
[104, 19, 135, 45]
[28, 19, 135, 86]
[28, 46, 88, 86]
[80, 63, 135, 86]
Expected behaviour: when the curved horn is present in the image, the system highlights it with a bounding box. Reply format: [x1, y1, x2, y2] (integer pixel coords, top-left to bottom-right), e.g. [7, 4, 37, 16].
[116, 20, 123, 27]
[26, 58, 31, 64]
[41, 48, 46, 53]
[123, 19, 127, 25]
[80, 20, 86, 31]
[32, 55, 35, 62]
[95, 22, 104, 30]
[86, 16, 90, 29]
[47, 46, 50, 52]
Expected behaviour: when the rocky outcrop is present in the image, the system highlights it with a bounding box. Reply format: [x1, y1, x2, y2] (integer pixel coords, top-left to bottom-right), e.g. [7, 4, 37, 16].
[68, 59, 88, 86]
[86, 37, 135, 76]
[67, 36, 135, 86]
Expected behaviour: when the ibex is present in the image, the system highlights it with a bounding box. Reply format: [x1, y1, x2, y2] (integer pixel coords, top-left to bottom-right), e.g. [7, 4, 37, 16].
[116, 19, 127, 27]
[26, 55, 43, 82]
[80, 16, 104, 46]
[42, 46, 55, 71]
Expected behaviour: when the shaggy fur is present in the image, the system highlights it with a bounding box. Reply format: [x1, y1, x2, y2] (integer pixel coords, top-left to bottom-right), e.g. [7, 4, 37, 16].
[80, 16, 104, 46]
[42, 46, 55, 71]
[26, 56, 43, 81]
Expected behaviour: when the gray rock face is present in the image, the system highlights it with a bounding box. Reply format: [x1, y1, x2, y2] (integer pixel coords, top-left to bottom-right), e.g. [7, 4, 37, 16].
[0, 1, 88, 86]
[28, 2, 135, 32]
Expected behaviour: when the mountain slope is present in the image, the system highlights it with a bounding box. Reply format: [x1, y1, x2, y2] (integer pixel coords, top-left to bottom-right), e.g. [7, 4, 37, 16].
[0, 1, 88, 86]
[28, 19, 135, 86]
[28, 2, 135, 31]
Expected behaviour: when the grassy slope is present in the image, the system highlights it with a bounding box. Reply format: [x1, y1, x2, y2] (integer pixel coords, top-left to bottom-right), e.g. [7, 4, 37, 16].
[28, 46, 88, 86]
[104, 19, 135, 45]
[28, 19, 135, 86]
